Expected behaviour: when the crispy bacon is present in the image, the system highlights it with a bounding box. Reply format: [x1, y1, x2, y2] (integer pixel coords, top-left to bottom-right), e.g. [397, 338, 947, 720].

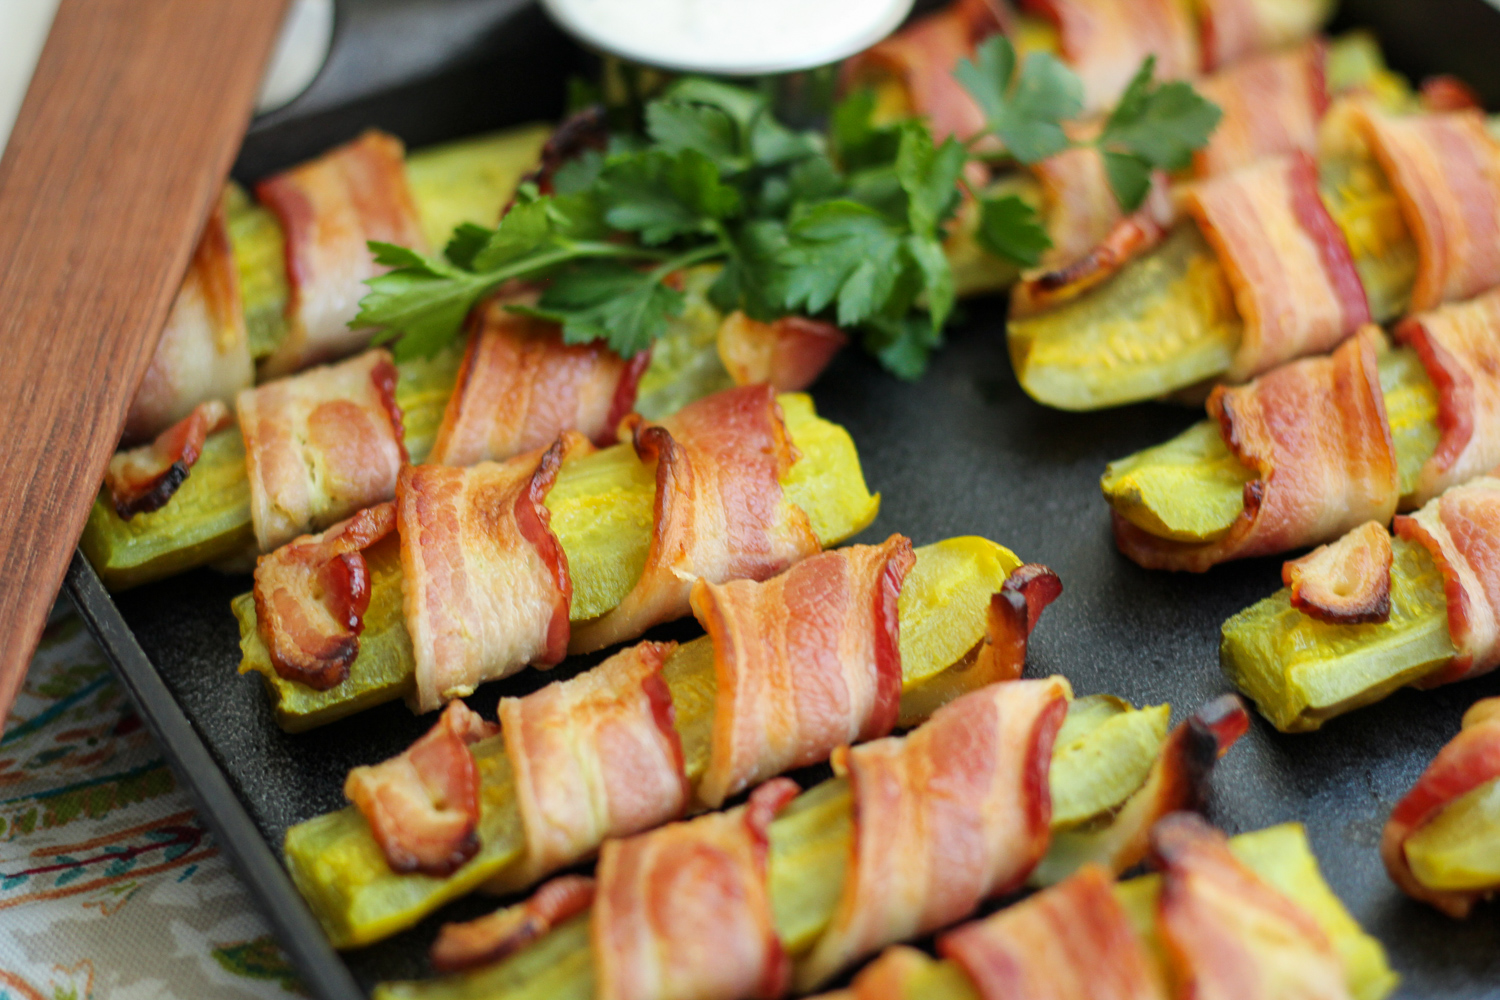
[1115, 330, 1397, 572]
[1195, 42, 1329, 178]
[1020, 0, 1198, 111]
[1282, 521, 1393, 624]
[1395, 289, 1500, 505]
[238, 349, 407, 552]
[431, 875, 596, 973]
[1393, 476, 1500, 687]
[795, 678, 1071, 991]
[691, 535, 915, 809]
[429, 299, 649, 466]
[1382, 698, 1500, 917]
[1351, 106, 1500, 313]
[973, 564, 1064, 684]
[515, 106, 609, 200]
[1151, 812, 1350, 1000]
[569, 385, 822, 655]
[106, 401, 233, 519]
[124, 204, 252, 444]
[1196, 0, 1331, 71]
[593, 778, 799, 1000]
[840, 0, 1007, 141]
[494, 642, 688, 891]
[345, 701, 498, 876]
[1186, 153, 1370, 382]
[255, 130, 427, 377]
[717, 312, 847, 393]
[939, 864, 1164, 1000]
[1420, 76, 1484, 114]
[399, 434, 588, 713]
[252, 501, 396, 690]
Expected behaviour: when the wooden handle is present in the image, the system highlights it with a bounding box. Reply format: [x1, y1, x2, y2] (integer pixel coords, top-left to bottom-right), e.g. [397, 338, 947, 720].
[0, 0, 290, 730]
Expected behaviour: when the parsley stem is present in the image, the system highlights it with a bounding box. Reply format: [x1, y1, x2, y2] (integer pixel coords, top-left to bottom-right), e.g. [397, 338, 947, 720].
[645, 241, 728, 283]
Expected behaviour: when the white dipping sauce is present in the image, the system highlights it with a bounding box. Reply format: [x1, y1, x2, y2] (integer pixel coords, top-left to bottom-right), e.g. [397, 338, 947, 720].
[541, 0, 917, 75]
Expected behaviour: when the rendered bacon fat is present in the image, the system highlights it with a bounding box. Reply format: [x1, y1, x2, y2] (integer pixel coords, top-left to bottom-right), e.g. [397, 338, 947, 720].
[1283, 520, 1394, 625]
[840, 0, 1005, 140]
[1393, 477, 1500, 687]
[796, 677, 1071, 990]
[345, 701, 498, 877]
[428, 300, 649, 466]
[1396, 289, 1500, 505]
[1152, 812, 1351, 1000]
[399, 435, 585, 713]
[717, 313, 847, 393]
[1114, 331, 1397, 572]
[497, 641, 688, 890]
[692, 535, 915, 809]
[106, 401, 233, 519]
[431, 874, 596, 973]
[939, 864, 1164, 1000]
[1196, 0, 1331, 71]
[123, 204, 252, 444]
[256, 130, 428, 377]
[1382, 698, 1500, 917]
[569, 385, 821, 654]
[593, 778, 799, 1000]
[1186, 153, 1370, 381]
[238, 349, 407, 551]
[1195, 42, 1329, 178]
[1021, 0, 1198, 111]
[1352, 106, 1500, 313]
[253, 501, 396, 690]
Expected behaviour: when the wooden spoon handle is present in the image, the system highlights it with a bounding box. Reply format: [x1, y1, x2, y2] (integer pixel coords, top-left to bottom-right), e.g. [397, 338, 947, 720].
[0, 0, 289, 730]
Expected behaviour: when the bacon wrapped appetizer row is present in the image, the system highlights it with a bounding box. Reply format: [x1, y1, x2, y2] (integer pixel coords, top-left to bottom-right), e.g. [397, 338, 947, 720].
[1011, 91, 1500, 411]
[284, 534, 1060, 946]
[1218, 469, 1500, 730]
[820, 816, 1396, 1000]
[366, 689, 1250, 998]
[1383, 697, 1500, 918]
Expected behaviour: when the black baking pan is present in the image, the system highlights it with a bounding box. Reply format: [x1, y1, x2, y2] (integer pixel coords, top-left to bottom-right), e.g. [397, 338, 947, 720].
[65, 0, 1500, 996]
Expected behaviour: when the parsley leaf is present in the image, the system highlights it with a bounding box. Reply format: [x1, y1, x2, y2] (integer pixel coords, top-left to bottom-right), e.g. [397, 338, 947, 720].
[357, 243, 491, 362]
[597, 148, 741, 245]
[1099, 58, 1222, 173]
[955, 36, 1082, 163]
[520, 261, 685, 357]
[832, 89, 903, 172]
[860, 312, 944, 381]
[779, 201, 909, 327]
[1101, 151, 1154, 213]
[472, 197, 553, 271]
[976, 194, 1051, 267]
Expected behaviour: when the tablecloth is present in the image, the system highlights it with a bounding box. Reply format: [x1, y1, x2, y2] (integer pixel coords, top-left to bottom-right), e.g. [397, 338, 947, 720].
[0, 607, 305, 999]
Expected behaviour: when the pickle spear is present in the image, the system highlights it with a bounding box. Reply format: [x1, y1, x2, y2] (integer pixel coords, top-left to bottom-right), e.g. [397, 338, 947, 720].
[238, 393, 880, 731]
[1403, 776, 1500, 892]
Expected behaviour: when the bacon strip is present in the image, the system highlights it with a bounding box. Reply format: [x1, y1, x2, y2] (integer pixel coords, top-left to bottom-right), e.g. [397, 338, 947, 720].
[399, 434, 587, 713]
[972, 564, 1065, 687]
[345, 701, 498, 876]
[124, 204, 252, 444]
[1021, 0, 1199, 112]
[106, 401, 233, 519]
[569, 385, 821, 655]
[795, 677, 1071, 990]
[692, 535, 915, 809]
[1115, 330, 1397, 572]
[845, 947, 941, 1000]
[1396, 289, 1500, 505]
[1195, 42, 1329, 178]
[496, 642, 689, 890]
[252, 501, 396, 690]
[1283, 521, 1393, 625]
[593, 778, 799, 1000]
[428, 300, 649, 467]
[840, 0, 1007, 140]
[431, 875, 596, 973]
[255, 130, 428, 377]
[1196, 0, 1331, 71]
[1393, 476, 1500, 687]
[717, 312, 847, 393]
[1187, 153, 1370, 381]
[1351, 106, 1500, 314]
[1151, 812, 1350, 1000]
[238, 349, 407, 552]
[939, 864, 1165, 1000]
[1382, 698, 1500, 918]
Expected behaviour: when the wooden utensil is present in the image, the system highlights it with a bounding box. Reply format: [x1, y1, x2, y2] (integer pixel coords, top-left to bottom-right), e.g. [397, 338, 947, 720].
[0, 0, 290, 732]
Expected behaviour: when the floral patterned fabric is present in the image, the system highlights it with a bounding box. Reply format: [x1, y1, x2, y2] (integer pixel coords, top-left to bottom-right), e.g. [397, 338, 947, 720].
[0, 607, 304, 1000]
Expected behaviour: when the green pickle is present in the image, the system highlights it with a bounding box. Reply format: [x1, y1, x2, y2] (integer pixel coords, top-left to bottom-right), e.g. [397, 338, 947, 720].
[1403, 776, 1500, 892]
[1221, 537, 1455, 732]
[1048, 695, 1170, 830]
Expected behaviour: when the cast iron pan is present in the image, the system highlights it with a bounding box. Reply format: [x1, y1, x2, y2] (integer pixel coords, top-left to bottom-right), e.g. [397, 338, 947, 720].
[67, 0, 1500, 996]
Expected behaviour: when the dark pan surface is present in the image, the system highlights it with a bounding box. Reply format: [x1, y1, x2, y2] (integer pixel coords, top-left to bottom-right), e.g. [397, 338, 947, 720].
[72, 1, 1500, 996]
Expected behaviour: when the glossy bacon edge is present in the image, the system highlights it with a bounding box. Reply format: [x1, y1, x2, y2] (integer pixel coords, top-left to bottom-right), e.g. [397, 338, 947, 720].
[431, 874, 597, 973]
[345, 701, 499, 877]
[974, 563, 1064, 683]
[106, 400, 233, 519]
[717, 312, 848, 393]
[1282, 520, 1394, 625]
